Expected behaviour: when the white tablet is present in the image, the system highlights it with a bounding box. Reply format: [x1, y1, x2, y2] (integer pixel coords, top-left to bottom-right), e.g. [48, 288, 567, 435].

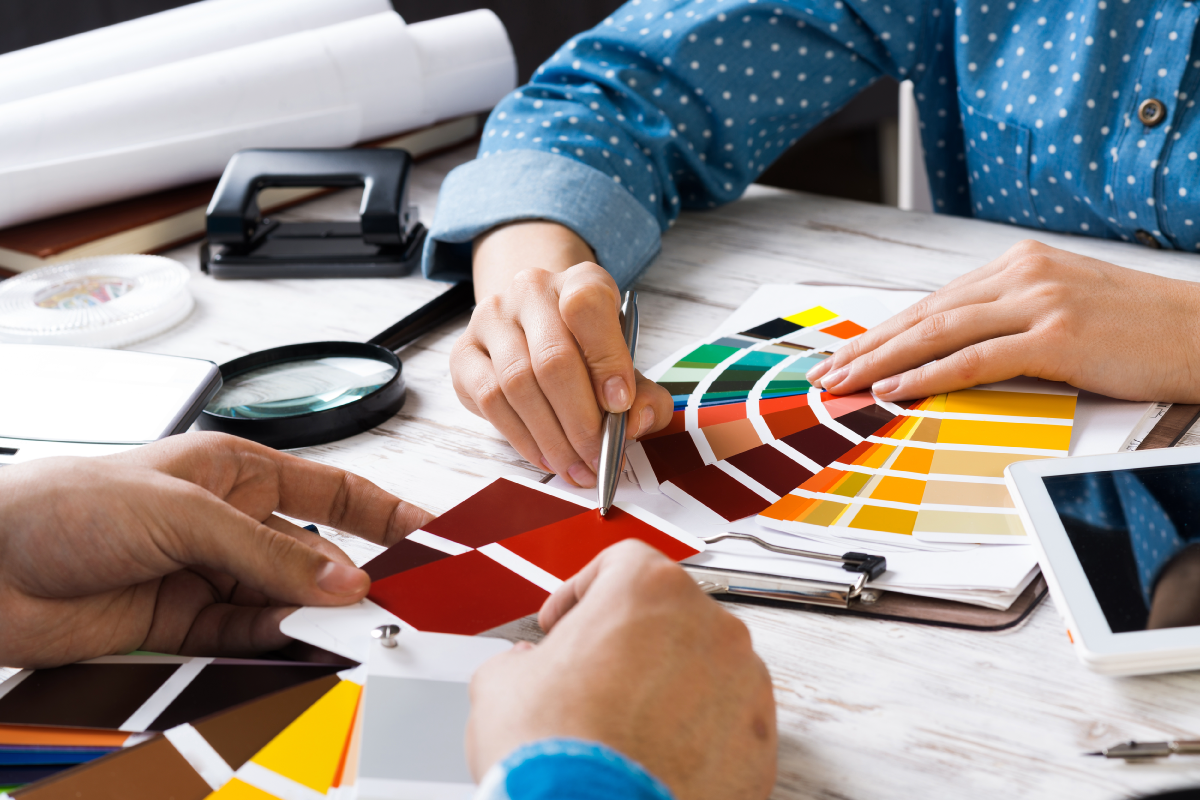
[1006, 448, 1200, 676]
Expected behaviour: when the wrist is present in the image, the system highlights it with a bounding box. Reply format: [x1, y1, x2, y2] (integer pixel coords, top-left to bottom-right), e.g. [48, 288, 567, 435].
[472, 221, 596, 298]
[475, 738, 675, 800]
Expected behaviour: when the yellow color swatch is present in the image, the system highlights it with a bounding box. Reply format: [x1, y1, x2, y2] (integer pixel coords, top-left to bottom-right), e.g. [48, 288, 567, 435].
[784, 306, 838, 327]
[921, 480, 1014, 508]
[848, 505, 918, 535]
[884, 416, 922, 441]
[945, 389, 1078, 419]
[924, 394, 948, 413]
[209, 780, 278, 800]
[856, 443, 895, 469]
[760, 494, 813, 521]
[938, 419, 1072, 450]
[803, 499, 849, 526]
[869, 476, 927, 505]
[891, 447, 934, 474]
[249, 679, 362, 794]
[928, 450, 1048, 478]
[829, 471, 871, 497]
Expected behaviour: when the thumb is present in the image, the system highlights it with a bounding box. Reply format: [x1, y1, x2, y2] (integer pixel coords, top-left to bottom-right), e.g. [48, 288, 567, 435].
[537, 539, 661, 632]
[163, 483, 370, 606]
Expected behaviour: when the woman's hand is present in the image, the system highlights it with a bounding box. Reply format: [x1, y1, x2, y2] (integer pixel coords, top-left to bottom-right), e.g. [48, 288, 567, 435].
[807, 239, 1200, 403]
[0, 432, 433, 668]
[452, 221, 672, 488]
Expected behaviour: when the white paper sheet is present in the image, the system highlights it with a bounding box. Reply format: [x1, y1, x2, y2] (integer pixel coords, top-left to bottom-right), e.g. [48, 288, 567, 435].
[0, 0, 392, 105]
[0, 10, 515, 228]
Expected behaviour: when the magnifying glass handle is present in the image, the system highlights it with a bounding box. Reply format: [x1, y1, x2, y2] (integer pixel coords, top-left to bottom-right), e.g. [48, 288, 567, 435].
[368, 281, 476, 352]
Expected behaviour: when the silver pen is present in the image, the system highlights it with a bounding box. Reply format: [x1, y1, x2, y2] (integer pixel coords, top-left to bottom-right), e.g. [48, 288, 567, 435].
[598, 291, 639, 516]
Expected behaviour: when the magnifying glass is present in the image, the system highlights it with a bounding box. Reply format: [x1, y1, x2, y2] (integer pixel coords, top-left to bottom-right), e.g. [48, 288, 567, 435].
[197, 281, 474, 449]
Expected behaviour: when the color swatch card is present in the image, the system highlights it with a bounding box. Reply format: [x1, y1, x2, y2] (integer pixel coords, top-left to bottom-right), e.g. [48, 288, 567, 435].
[283, 476, 704, 654]
[648, 297, 894, 413]
[5, 672, 345, 799]
[759, 378, 1078, 545]
[356, 631, 511, 800]
[649, 388, 900, 525]
[0, 657, 342, 734]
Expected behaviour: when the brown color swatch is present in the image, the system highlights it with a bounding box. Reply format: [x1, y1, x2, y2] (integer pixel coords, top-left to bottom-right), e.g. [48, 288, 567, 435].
[0, 664, 177, 730]
[362, 538, 449, 582]
[640, 432, 706, 484]
[193, 674, 341, 769]
[13, 736, 210, 800]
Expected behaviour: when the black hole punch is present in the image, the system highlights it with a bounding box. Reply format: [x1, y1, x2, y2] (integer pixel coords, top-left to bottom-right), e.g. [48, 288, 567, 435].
[0, 447, 18, 456]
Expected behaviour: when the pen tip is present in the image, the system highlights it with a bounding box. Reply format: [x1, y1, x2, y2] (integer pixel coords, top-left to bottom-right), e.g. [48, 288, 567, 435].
[599, 507, 608, 517]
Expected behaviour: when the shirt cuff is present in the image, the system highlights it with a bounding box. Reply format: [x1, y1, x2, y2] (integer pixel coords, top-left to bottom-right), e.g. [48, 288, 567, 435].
[422, 149, 662, 289]
[473, 738, 675, 800]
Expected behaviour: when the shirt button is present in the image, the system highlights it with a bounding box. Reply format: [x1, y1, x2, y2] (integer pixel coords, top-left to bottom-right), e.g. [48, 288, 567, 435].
[1138, 98, 1167, 127]
[1134, 229, 1162, 248]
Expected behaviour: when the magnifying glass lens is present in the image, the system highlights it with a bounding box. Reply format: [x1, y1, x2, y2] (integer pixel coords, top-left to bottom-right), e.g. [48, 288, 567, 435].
[206, 356, 399, 420]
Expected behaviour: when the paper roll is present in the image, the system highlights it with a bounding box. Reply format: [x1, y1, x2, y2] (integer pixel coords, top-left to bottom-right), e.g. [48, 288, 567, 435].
[0, 10, 515, 229]
[409, 10, 519, 124]
[0, 0, 393, 105]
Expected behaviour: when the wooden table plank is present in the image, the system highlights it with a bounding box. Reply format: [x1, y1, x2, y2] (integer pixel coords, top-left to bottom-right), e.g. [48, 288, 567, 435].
[131, 144, 1200, 800]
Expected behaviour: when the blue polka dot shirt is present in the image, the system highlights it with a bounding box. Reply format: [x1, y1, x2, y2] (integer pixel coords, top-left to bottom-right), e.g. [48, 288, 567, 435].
[424, 0, 1200, 286]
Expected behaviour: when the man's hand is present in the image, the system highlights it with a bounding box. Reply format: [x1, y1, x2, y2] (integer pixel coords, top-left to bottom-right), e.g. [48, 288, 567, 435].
[0, 432, 433, 668]
[466, 541, 777, 800]
[452, 221, 672, 488]
[806, 240, 1200, 403]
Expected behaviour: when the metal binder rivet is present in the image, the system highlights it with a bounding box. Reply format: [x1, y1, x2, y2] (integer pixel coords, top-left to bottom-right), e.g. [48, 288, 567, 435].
[858, 590, 880, 605]
[372, 624, 401, 648]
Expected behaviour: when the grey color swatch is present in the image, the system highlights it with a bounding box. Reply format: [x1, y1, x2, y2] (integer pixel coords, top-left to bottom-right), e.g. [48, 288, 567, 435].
[359, 676, 474, 784]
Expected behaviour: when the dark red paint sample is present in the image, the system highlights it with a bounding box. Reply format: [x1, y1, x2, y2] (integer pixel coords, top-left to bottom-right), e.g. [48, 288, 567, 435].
[422, 478, 585, 548]
[368, 550, 550, 636]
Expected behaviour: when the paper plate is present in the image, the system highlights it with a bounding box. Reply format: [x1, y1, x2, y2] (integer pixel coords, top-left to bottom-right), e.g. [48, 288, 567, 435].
[0, 255, 193, 347]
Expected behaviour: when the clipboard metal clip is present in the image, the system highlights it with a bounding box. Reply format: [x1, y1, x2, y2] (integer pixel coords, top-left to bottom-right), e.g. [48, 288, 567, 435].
[685, 533, 887, 610]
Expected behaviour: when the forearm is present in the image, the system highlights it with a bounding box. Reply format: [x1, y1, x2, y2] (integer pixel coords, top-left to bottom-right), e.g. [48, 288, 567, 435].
[473, 221, 596, 299]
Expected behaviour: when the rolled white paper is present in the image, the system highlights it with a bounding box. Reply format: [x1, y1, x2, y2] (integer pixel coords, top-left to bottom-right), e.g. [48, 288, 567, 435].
[409, 9, 520, 124]
[0, 10, 516, 229]
[0, 0, 393, 106]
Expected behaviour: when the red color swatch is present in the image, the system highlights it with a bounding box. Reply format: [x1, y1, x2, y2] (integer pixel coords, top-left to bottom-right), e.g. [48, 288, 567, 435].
[640, 431, 706, 485]
[759, 393, 810, 415]
[368, 550, 550, 635]
[763, 404, 819, 439]
[697, 402, 748, 427]
[820, 391, 877, 418]
[725, 444, 814, 496]
[667, 465, 772, 521]
[502, 507, 700, 580]
[421, 478, 585, 548]
[822, 320, 869, 339]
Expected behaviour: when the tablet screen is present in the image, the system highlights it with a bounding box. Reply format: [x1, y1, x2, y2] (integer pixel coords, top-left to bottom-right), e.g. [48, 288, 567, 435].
[1044, 464, 1200, 633]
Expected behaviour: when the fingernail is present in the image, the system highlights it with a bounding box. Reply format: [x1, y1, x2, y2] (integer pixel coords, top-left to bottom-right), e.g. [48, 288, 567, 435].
[317, 562, 367, 595]
[541, 457, 553, 473]
[635, 406, 655, 438]
[603, 376, 631, 411]
[821, 366, 849, 389]
[568, 461, 596, 488]
[872, 376, 900, 396]
[806, 359, 832, 382]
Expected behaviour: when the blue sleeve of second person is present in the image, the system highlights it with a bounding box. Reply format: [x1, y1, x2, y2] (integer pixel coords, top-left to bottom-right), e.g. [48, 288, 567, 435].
[424, 0, 932, 287]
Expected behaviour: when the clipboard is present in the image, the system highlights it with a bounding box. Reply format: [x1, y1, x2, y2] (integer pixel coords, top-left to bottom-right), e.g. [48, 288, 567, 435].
[684, 534, 1047, 632]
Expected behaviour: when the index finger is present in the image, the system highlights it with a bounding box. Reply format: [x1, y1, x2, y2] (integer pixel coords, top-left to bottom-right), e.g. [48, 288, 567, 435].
[130, 433, 435, 548]
[556, 263, 637, 414]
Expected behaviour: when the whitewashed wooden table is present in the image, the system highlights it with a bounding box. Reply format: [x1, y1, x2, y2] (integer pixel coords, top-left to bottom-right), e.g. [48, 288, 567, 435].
[132, 145, 1200, 800]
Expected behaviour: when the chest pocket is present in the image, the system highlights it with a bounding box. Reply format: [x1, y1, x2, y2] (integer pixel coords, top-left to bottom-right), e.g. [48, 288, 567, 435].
[959, 91, 1039, 229]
